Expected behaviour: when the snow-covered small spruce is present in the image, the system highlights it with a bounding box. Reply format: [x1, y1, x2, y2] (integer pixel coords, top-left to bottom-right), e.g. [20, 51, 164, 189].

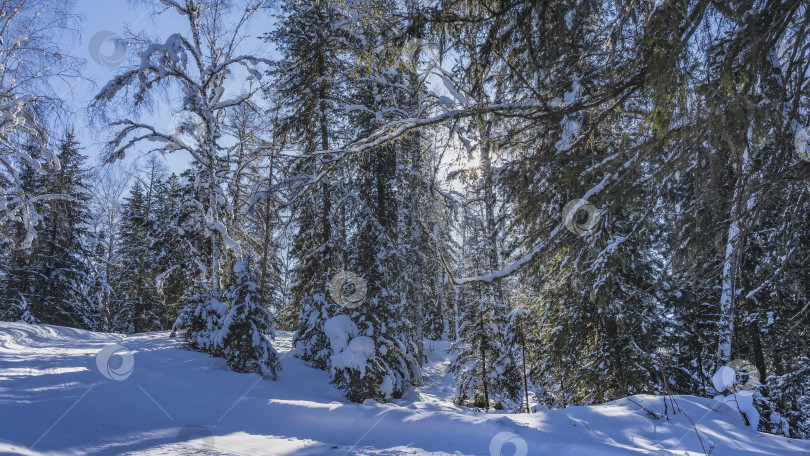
[217, 260, 281, 379]
[172, 285, 227, 356]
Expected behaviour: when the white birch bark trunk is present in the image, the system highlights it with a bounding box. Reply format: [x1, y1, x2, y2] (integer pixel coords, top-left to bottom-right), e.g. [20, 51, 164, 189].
[718, 145, 751, 363]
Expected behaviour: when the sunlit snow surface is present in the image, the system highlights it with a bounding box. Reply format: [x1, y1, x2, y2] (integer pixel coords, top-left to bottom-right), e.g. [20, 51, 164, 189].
[1, 322, 808, 455]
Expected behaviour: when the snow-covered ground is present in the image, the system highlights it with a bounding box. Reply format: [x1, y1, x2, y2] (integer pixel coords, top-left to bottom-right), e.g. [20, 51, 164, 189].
[1, 322, 808, 455]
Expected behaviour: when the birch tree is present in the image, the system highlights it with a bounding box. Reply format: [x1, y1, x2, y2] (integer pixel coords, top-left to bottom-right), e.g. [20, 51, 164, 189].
[92, 0, 268, 351]
[93, 0, 267, 292]
[0, 0, 80, 249]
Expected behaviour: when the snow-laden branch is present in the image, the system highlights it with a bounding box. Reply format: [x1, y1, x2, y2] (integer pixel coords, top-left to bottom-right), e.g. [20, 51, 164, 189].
[103, 119, 204, 165]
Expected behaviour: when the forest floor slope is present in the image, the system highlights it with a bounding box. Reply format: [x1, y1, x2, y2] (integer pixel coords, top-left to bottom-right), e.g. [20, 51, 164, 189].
[1, 321, 808, 455]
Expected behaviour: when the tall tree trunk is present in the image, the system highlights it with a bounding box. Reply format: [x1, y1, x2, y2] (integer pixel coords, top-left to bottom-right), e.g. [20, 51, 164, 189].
[210, 217, 222, 293]
[521, 318, 530, 413]
[748, 319, 767, 382]
[410, 136, 425, 365]
[453, 285, 461, 342]
[480, 307, 489, 410]
[318, 22, 332, 290]
[718, 145, 750, 363]
[208, 156, 223, 293]
[480, 120, 504, 309]
[403, 0, 426, 369]
[440, 267, 450, 340]
[258, 153, 276, 309]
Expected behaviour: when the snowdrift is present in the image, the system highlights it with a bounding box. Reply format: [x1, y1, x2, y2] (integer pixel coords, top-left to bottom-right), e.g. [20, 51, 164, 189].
[1, 321, 808, 455]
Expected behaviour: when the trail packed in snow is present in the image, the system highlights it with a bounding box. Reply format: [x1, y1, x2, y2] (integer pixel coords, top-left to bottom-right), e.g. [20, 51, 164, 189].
[1, 321, 808, 455]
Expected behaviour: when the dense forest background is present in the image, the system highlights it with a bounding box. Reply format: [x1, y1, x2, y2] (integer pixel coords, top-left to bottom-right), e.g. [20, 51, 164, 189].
[1, 0, 809, 439]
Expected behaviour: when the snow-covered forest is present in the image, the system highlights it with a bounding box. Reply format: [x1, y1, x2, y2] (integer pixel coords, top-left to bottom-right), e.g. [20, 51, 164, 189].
[1, 0, 810, 454]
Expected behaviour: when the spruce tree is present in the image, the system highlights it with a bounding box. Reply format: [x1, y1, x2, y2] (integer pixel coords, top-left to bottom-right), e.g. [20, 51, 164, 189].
[449, 208, 518, 410]
[151, 172, 198, 327]
[218, 259, 281, 378]
[267, 0, 351, 370]
[115, 182, 163, 332]
[332, 88, 418, 401]
[3, 132, 94, 328]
